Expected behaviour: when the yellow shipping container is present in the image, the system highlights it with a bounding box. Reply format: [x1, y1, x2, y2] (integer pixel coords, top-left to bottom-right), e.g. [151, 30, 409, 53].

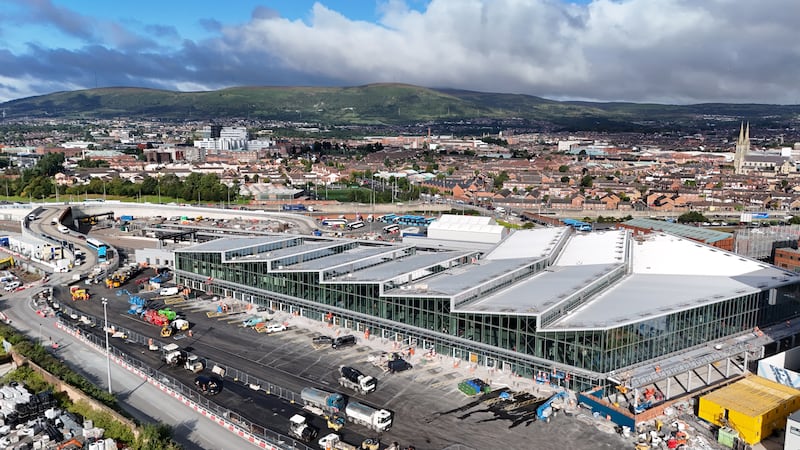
[698, 375, 800, 445]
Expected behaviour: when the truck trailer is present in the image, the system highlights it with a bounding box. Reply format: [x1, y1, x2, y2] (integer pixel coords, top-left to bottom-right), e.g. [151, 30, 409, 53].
[338, 366, 377, 394]
[300, 387, 345, 416]
[344, 401, 393, 432]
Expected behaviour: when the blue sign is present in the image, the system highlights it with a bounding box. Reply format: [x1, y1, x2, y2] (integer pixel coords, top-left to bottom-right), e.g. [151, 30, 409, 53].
[753, 213, 769, 219]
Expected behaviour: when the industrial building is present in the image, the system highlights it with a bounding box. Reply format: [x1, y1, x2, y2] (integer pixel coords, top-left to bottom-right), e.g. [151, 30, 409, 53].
[698, 375, 800, 445]
[618, 217, 734, 251]
[173, 215, 800, 392]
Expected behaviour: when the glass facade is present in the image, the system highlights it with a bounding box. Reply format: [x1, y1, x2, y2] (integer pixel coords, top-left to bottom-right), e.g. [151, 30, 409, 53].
[175, 242, 800, 391]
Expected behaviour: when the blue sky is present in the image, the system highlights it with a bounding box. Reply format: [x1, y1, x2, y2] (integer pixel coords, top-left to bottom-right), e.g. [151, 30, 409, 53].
[1, 0, 799, 104]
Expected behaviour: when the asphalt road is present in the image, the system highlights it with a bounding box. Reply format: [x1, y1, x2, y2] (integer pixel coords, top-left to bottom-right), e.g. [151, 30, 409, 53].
[8, 207, 259, 450]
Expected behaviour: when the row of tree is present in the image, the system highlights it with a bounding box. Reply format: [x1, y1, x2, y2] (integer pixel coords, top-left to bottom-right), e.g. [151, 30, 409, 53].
[1, 154, 239, 203]
[62, 173, 239, 203]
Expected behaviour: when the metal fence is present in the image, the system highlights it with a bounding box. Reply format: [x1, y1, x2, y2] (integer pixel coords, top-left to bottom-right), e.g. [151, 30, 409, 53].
[55, 312, 312, 450]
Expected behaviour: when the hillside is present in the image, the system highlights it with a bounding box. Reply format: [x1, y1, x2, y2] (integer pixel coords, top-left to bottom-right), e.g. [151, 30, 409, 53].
[2, 84, 799, 130]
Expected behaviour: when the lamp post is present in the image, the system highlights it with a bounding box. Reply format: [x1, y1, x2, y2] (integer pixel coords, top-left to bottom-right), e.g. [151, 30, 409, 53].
[102, 298, 112, 394]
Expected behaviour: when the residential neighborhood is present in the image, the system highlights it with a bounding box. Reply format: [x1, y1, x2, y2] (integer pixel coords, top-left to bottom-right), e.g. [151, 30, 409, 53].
[1, 119, 799, 217]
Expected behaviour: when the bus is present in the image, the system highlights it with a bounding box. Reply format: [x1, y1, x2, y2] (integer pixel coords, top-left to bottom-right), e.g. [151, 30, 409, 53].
[379, 214, 397, 223]
[86, 237, 109, 263]
[382, 224, 400, 234]
[321, 218, 348, 227]
[347, 221, 366, 230]
[562, 219, 593, 232]
[396, 215, 427, 226]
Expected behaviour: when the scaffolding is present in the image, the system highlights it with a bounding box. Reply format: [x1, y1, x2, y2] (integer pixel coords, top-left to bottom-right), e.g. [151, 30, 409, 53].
[735, 225, 800, 260]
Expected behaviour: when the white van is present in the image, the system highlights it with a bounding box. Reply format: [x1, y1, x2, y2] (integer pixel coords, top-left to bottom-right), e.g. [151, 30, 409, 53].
[4, 281, 20, 291]
[159, 287, 179, 296]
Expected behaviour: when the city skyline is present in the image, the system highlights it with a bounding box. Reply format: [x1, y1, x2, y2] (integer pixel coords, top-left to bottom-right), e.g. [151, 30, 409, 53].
[1, 0, 799, 105]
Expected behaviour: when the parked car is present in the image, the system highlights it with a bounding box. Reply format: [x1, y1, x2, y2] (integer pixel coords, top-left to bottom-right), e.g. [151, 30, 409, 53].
[388, 358, 413, 373]
[331, 335, 357, 349]
[311, 335, 333, 346]
[265, 323, 287, 333]
[4, 281, 20, 291]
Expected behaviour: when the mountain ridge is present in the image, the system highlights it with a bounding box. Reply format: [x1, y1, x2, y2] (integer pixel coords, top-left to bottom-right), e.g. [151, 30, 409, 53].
[2, 84, 798, 130]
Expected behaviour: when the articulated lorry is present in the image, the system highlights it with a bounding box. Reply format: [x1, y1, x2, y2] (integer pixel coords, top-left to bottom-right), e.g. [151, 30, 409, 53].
[338, 366, 377, 394]
[301, 387, 393, 432]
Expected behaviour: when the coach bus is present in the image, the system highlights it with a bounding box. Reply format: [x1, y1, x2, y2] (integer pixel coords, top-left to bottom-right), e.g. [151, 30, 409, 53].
[86, 237, 109, 263]
[382, 224, 400, 234]
[321, 218, 348, 228]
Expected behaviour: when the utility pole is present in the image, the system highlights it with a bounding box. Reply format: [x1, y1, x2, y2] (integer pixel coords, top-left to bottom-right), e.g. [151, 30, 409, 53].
[102, 298, 112, 394]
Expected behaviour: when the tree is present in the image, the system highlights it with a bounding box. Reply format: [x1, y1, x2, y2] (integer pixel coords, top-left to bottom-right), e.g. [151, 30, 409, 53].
[678, 211, 708, 223]
[789, 216, 800, 225]
[493, 171, 509, 189]
[580, 174, 593, 188]
[558, 165, 569, 173]
[560, 176, 570, 183]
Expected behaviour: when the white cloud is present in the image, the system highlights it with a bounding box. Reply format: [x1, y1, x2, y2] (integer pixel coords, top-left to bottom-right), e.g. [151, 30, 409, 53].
[215, 0, 800, 103]
[4, 0, 800, 104]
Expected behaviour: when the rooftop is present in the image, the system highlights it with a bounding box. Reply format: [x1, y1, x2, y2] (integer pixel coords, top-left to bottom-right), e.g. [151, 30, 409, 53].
[701, 376, 800, 418]
[177, 226, 799, 330]
[623, 218, 732, 243]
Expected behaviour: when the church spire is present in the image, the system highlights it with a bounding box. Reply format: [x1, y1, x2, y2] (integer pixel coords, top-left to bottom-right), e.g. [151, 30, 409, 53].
[734, 121, 750, 175]
[745, 122, 750, 146]
[738, 121, 745, 145]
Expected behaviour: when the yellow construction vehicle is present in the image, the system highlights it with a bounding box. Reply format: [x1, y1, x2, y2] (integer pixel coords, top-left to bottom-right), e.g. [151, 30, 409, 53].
[161, 324, 174, 338]
[70, 286, 89, 301]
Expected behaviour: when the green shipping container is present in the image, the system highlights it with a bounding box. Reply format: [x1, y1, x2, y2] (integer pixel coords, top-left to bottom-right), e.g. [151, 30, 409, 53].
[718, 427, 738, 448]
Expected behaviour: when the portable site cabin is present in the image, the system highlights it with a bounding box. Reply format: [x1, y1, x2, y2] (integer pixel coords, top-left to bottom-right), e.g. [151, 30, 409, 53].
[698, 375, 800, 445]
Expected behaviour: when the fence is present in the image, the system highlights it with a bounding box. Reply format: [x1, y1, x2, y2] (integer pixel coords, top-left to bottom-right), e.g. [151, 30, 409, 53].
[55, 312, 312, 450]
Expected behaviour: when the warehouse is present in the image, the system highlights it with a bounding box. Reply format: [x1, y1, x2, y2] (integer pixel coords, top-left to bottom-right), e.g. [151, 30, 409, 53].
[173, 217, 800, 391]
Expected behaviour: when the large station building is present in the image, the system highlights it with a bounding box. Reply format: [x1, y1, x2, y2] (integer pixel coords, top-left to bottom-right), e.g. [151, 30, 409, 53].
[173, 215, 800, 391]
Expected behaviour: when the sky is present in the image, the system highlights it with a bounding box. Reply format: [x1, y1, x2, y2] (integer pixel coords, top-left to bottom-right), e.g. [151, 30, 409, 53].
[1, 0, 799, 105]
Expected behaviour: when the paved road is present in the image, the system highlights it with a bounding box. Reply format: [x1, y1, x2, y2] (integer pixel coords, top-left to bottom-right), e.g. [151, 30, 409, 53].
[1, 287, 258, 450]
[3, 208, 257, 450]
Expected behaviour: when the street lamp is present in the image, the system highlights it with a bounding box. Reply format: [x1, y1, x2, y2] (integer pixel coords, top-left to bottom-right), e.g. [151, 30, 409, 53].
[101, 298, 112, 394]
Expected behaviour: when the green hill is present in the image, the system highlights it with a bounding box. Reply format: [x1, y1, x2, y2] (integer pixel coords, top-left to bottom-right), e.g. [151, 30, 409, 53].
[2, 84, 799, 130]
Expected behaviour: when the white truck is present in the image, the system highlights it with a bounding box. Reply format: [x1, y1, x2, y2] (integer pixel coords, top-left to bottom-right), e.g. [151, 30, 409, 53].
[287, 414, 318, 443]
[318, 433, 358, 450]
[344, 401, 393, 432]
[159, 286, 180, 296]
[162, 344, 204, 372]
[338, 366, 377, 394]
